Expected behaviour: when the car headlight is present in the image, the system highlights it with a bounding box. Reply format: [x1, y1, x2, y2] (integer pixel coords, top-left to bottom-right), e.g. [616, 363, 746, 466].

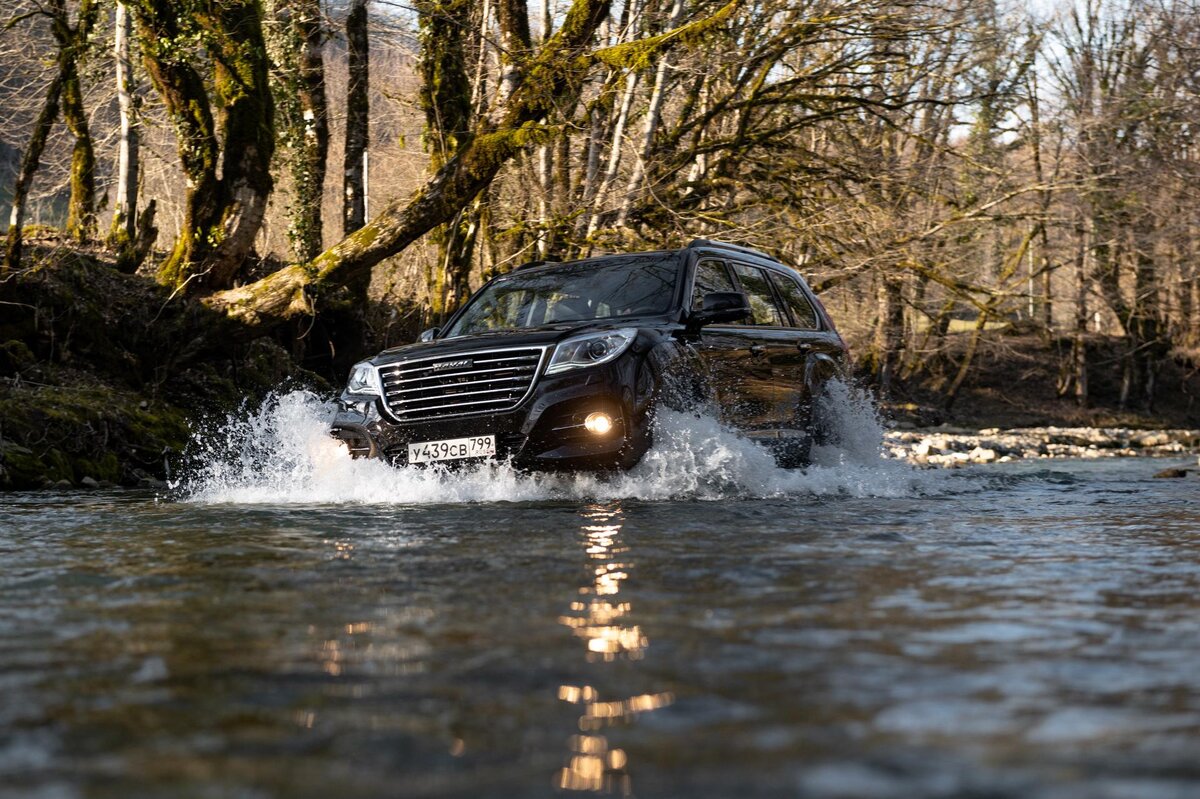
[545, 329, 637, 375]
[345, 361, 382, 395]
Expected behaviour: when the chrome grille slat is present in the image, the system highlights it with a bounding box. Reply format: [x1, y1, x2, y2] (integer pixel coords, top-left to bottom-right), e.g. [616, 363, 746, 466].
[392, 395, 526, 413]
[379, 353, 539, 373]
[381, 365, 535, 385]
[389, 385, 520, 403]
[386, 377, 529, 396]
[378, 346, 546, 421]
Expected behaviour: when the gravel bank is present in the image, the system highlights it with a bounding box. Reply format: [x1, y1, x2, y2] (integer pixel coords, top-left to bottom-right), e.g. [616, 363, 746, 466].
[884, 426, 1200, 467]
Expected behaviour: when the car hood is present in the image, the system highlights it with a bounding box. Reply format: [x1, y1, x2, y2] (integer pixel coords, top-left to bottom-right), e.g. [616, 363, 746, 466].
[372, 319, 669, 366]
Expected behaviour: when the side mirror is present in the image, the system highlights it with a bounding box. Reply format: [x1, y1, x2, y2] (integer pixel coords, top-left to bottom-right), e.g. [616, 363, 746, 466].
[688, 291, 751, 329]
[419, 327, 440, 342]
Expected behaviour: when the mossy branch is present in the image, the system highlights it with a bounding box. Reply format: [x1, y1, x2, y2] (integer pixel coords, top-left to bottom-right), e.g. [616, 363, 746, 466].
[591, 0, 741, 70]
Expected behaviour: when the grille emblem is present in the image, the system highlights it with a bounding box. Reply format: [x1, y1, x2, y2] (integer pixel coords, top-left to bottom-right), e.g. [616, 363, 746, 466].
[431, 358, 474, 372]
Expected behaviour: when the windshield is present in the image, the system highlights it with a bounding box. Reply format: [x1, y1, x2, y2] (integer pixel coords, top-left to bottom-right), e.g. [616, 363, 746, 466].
[443, 254, 681, 337]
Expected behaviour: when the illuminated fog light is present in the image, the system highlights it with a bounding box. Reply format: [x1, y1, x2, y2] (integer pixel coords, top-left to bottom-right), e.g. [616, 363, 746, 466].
[584, 412, 614, 435]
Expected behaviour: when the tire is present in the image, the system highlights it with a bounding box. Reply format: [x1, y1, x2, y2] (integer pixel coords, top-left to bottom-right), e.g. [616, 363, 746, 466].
[773, 433, 812, 469]
[774, 381, 838, 468]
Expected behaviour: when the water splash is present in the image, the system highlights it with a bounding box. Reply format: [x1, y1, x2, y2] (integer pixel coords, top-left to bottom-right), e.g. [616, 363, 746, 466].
[176, 382, 939, 505]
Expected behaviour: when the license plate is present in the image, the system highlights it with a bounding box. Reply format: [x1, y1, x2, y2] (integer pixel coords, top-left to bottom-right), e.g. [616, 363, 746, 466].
[407, 434, 496, 464]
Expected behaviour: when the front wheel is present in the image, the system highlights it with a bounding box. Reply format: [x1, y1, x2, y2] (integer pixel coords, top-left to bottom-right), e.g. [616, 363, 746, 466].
[773, 433, 812, 469]
[774, 383, 839, 469]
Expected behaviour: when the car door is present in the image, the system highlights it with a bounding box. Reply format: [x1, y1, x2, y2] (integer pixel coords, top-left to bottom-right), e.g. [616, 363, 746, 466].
[727, 262, 793, 435]
[688, 258, 764, 430]
[767, 268, 844, 431]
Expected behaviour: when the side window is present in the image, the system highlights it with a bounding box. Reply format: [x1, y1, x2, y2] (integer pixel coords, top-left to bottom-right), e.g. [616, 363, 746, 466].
[691, 259, 736, 310]
[769, 271, 819, 329]
[731, 263, 785, 326]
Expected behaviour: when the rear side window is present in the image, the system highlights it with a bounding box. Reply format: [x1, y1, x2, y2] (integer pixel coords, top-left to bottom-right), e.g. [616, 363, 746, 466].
[691, 259, 736, 309]
[731, 263, 785, 326]
[769, 271, 819, 329]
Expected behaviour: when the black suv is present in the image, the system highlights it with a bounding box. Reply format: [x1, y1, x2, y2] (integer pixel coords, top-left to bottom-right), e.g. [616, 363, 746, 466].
[331, 240, 848, 469]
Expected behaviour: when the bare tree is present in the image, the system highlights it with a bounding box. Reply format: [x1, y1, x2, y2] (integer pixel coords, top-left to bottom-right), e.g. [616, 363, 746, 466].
[4, 0, 98, 269]
[106, 0, 140, 264]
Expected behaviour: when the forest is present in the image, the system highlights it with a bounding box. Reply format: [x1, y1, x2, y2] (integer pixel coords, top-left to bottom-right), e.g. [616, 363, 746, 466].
[1, 0, 1199, 487]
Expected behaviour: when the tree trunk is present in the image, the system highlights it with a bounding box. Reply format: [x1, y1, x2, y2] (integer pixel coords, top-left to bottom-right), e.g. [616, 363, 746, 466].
[107, 0, 141, 266]
[61, 57, 97, 241]
[4, 72, 64, 273]
[944, 310, 988, 412]
[1131, 224, 1167, 410]
[1060, 221, 1089, 405]
[53, 0, 100, 243]
[135, 0, 275, 293]
[418, 0, 475, 319]
[1026, 70, 1053, 332]
[495, 0, 532, 103]
[586, 68, 639, 239]
[288, 0, 330, 263]
[533, 0, 554, 257]
[872, 274, 904, 394]
[343, 0, 369, 237]
[573, 73, 617, 245]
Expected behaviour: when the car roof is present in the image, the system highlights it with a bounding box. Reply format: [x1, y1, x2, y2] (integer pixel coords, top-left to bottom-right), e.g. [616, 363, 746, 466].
[511, 250, 680, 273]
[510, 240, 796, 274]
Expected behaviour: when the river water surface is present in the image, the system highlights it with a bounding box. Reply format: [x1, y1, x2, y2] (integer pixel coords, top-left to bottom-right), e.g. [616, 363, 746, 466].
[2, 392, 1199, 798]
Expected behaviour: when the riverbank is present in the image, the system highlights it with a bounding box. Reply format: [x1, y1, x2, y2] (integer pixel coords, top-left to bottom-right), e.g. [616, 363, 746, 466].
[884, 425, 1200, 467]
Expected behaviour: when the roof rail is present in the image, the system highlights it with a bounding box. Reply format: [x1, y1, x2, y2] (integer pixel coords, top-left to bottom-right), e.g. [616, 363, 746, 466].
[513, 259, 559, 271]
[686, 238, 779, 262]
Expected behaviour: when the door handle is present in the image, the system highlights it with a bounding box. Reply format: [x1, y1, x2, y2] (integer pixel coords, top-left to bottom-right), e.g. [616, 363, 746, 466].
[796, 341, 813, 351]
[749, 344, 767, 356]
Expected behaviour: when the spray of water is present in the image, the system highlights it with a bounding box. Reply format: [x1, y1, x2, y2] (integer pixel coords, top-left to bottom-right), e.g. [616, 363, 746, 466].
[176, 381, 938, 505]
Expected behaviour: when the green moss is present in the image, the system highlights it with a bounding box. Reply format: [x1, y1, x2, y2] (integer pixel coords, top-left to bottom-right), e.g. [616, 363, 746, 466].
[593, 0, 741, 70]
[0, 340, 36, 372]
[0, 380, 191, 489]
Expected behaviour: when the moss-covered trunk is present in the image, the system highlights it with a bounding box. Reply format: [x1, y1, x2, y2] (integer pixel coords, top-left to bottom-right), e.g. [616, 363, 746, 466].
[294, 0, 328, 263]
[59, 0, 100, 242]
[269, 0, 329, 264]
[3, 72, 64, 274]
[418, 0, 475, 320]
[61, 58, 97, 241]
[135, 0, 275, 294]
[342, 0, 369, 237]
[5, 0, 99, 269]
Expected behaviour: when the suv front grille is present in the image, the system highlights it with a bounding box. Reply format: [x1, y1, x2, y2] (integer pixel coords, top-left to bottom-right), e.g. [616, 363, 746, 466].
[378, 346, 548, 422]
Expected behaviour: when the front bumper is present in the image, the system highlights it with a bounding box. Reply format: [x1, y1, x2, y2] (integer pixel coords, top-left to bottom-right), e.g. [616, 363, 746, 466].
[330, 360, 653, 470]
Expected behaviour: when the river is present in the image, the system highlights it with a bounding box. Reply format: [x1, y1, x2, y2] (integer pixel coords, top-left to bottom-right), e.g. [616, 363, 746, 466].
[1, 391, 1198, 798]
